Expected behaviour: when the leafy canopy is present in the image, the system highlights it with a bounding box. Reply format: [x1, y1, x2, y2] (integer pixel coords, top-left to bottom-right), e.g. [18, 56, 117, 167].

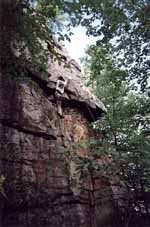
[3, 0, 149, 91]
[82, 44, 150, 220]
[69, 0, 150, 92]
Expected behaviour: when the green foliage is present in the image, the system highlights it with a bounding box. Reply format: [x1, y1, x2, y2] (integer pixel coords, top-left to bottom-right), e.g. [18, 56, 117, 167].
[67, 0, 150, 92]
[1, 0, 74, 69]
[82, 44, 150, 222]
[2, 1, 149, 90]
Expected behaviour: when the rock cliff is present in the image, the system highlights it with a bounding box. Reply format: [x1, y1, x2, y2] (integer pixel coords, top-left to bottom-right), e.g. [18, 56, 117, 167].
[0, 40, 115, 227]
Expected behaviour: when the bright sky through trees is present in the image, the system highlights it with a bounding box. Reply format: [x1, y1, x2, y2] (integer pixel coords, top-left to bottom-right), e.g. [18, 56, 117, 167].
[64, 25, 98, 65]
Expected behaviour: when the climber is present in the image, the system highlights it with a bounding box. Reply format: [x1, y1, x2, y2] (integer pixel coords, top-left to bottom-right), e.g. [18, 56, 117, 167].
[55, 76, 68, 116]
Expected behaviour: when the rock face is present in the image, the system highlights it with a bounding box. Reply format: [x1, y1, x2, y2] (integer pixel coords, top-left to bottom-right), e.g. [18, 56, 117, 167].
[0, 42, 114, 227]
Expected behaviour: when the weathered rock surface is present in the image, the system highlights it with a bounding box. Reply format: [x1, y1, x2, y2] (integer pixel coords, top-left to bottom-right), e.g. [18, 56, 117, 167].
[0, 42, 114, 227]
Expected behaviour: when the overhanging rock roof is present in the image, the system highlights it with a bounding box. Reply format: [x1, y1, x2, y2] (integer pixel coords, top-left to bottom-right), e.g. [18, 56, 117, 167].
[46, 40, 107, 121]
[19, 40, 107, 122]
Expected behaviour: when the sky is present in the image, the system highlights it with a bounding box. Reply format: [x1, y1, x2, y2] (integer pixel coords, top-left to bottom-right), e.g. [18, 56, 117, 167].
[64, 25, 98, 65]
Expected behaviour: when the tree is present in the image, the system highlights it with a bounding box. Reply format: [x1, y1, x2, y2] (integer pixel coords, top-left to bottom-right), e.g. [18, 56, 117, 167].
[0, 0, 66, 69]
[66, 0, 150, 92]
[1, 0, 149, 91]
[81, 44, 150, 226]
